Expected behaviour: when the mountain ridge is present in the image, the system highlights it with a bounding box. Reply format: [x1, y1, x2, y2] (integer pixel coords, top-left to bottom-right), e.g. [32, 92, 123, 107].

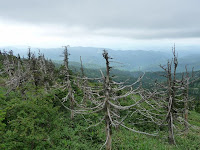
[1, 46, 200, 72]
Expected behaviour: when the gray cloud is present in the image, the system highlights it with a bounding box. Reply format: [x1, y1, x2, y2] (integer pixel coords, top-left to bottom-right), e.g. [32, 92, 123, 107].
[0, 0, 200, 39]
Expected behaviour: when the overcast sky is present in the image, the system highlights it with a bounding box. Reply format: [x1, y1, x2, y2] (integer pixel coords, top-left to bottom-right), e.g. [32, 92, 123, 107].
[0, 0, 200, 50]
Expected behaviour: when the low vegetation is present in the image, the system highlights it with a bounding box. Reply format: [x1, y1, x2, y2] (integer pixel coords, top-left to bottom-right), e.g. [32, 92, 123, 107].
[0, 47, 200, 149]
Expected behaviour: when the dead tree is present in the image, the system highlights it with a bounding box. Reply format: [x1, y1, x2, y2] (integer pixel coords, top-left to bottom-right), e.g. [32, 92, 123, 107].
[62, 46, 75, 119]
[183, 67, 189, 134]
[3, 49, 30, 94]
[158, 46, 178, 145]
[78, 56, 92, 103]
[155, 45, 192, 145]
[4, 48, 56, 95]
[3, 50, 31, 95]
[180, 66, 194, 135]
[3, 51, 15, 78]
[61, 50, 159, 150]
[80, 56, 85, 77]
[37, 50, 55, 90]
[28, 47, 31, 60]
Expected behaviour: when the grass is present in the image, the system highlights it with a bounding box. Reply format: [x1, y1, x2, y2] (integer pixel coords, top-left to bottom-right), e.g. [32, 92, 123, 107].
[110, 111, 200, 150]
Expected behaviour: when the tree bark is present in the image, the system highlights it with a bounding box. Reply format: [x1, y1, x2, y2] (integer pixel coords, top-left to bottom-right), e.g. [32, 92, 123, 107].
[104, 50, 112, 150]
[105, 102, 112, 150]
[184, 79, 189, 135]
[168, 112, 175, 145]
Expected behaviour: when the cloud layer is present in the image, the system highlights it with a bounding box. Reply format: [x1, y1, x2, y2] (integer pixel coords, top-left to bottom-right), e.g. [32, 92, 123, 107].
[0, 0, 200, 48]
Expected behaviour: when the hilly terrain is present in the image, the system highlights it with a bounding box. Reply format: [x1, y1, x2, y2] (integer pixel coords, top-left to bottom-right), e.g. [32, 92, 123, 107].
[1, 46, 200, 72]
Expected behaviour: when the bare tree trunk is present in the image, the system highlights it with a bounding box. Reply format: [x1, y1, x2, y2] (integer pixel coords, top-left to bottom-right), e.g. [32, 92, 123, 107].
[184, 77, 189, 135]
[168, 112, 175, 145]
[63, 46, 75, 120]
[66, 76, 75, 120]
[167, 61, 176, 145]
[168, 46, 177, 145]
[80, 56, 85, 77]
[105, 102, 112, 150]
[69, 85, 75, 120]
[105, 82, 112, 150]
[104, 50, 112, 150]
[184, 101, 188, 134]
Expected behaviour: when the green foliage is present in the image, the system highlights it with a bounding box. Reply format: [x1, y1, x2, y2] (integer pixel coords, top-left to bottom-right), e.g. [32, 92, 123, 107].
[2, 95, 60, 149]
[0, 109, 6, 149]
[0, 87, 102, 149]
[0, 109, 6, 134]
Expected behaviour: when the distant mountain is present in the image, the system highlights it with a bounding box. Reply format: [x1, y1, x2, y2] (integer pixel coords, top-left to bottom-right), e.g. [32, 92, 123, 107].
[1, 46, 200, 72]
